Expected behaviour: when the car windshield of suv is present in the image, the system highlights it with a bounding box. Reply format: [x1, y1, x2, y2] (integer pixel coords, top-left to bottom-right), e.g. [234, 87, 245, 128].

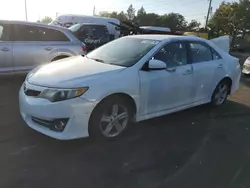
[86, 37, 159, 67]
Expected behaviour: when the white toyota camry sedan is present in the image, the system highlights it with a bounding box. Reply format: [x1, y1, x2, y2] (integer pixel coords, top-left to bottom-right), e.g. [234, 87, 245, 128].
[19, 35, 241, 140]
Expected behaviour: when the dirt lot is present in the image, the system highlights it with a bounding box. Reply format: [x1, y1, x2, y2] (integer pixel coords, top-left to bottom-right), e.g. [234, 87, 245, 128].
[0, 73, 250, 188]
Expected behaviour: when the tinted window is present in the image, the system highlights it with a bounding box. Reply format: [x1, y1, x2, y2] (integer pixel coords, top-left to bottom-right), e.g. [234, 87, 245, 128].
[153, 42, 187, 67]
[13, 24, 69, 41]
[0, 23, 10, 41]
[13, 25, 39, 41]
[189, 42, 213, 63]
[70, 24, 108, 38]
[39, 27, 69, 41]
[87, 37, 159, 67]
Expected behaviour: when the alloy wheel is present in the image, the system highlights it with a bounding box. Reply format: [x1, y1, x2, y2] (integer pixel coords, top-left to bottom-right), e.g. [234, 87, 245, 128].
[99, 104, 129, 138]
[213, 83, 228, 105]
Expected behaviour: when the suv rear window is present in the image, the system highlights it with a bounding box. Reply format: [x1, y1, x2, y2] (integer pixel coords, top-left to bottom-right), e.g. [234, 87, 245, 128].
[13, 24, 70, 42]
[69, 24, 109, 38]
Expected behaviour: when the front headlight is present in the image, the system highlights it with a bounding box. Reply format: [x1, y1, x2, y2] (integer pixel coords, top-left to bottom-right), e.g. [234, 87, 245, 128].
[38, 87, 89, 102]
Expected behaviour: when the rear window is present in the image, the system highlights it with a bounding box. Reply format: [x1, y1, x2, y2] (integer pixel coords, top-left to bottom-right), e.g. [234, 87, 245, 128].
[69, 24, 108, 38]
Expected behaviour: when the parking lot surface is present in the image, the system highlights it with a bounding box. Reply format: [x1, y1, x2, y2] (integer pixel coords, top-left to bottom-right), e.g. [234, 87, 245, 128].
[0, 73, 250, 188]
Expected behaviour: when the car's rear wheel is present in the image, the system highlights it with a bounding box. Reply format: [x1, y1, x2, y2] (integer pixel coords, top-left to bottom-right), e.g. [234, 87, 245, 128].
[211, 81, 230, 106]
[89, 96, 132, 139]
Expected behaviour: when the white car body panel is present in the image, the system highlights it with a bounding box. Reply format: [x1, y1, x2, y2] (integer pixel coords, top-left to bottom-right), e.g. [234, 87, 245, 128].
[19, 35, 241, 140]
[209, 35, 231, 53]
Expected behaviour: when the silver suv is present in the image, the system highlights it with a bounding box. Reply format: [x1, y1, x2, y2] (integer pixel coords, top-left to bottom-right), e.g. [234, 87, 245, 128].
[0, 20, 86, 75]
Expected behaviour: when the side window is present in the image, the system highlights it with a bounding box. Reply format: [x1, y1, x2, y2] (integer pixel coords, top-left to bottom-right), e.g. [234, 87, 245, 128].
[38, 27, 69, 41]
[153, 42, 187, 68]
[13, 24, 69, 42]
[0, 23, 10, 41]
[211, 48, 222, 60]
[13, 25, 40, 41]
[80, 26, 91, 37]
[189, 42, 213, 63]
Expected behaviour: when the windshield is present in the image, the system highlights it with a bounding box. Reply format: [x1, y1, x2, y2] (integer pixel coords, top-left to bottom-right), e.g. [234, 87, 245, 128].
[87, 37, 159, 67]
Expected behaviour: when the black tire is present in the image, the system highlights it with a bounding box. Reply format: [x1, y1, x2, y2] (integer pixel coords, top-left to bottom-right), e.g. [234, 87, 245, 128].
[243, 73, 250, 77]
[211, 80, 230, 106]
[89, 96, 132, 140]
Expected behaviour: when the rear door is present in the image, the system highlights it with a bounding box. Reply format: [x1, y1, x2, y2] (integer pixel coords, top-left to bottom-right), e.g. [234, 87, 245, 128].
[188, 41, 226, 101]
[12, 24, 70, 72]
[0, 22, 13, 73]
[12, 24, 50, 72]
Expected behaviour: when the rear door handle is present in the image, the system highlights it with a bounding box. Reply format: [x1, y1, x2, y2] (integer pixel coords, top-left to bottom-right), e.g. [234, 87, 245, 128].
[1, 47, 10, 52]
[45, 47, 52, 51]
[218, 64, 223, 68]
[183, 69, 192, 75]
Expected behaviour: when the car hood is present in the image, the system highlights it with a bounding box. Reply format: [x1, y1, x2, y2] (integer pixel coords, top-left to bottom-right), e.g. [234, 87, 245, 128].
[27, 56, 126, 88]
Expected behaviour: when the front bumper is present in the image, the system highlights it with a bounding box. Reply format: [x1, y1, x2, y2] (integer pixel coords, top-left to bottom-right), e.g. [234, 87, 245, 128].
[19, 82, 96, 140]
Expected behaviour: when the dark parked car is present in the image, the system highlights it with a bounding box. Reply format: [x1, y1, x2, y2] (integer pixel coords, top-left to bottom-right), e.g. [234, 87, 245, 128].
[69, 23, 110, 52]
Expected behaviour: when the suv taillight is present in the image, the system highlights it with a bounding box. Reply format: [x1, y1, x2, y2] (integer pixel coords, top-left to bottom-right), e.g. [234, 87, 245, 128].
[81, 44, 87, 52]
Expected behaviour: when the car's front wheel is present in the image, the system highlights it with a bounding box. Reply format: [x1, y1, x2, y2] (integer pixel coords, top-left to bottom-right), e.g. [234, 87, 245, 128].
[211, 80, 230, 106]
[89, 96, 132, 139]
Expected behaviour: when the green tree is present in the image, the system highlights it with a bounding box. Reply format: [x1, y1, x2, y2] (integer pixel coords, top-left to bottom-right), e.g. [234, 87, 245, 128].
[99, 11, 112, 17]
[187, 20, 201, 31]
[162, 13, 187, 31]
[38, 16, 53, 24]
[126, 4, 136, 21]
[99, 11, 127, 21]
[136, 6, 147, 25]
[208, 1, 245, 42]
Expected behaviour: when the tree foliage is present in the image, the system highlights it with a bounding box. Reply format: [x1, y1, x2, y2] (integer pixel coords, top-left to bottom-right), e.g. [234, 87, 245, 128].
[98, 1, 250, 41]
[99, 6, 191, 32]
[37, 16, 53, 24]
[208, 0, 250, 41]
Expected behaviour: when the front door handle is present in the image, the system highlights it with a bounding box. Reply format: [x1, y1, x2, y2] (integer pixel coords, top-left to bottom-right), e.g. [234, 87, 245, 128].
[183, 69, 192, 75]
[218, 64, 223, 69]
[45, 47, 52, 51]
[1, 47, 10, 52]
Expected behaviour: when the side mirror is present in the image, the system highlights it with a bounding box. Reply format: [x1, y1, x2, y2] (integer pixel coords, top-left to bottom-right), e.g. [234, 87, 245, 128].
[148, 59, 167, 70]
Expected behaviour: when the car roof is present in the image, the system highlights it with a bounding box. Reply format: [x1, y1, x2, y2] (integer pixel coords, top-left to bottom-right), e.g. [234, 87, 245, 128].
[140, 26, 171, 32]
[77, 23, 107, 26]
[0, 20, 69, 31]
[125, 34, 207, 42]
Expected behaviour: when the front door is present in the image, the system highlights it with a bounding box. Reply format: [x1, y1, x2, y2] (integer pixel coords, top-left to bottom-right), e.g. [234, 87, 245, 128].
[0, 22, 13, 74]
[139, 41, 194, 115]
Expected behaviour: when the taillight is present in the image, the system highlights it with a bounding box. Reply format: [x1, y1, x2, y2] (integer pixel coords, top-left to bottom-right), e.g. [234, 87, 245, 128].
[81, 44, 87, 52]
